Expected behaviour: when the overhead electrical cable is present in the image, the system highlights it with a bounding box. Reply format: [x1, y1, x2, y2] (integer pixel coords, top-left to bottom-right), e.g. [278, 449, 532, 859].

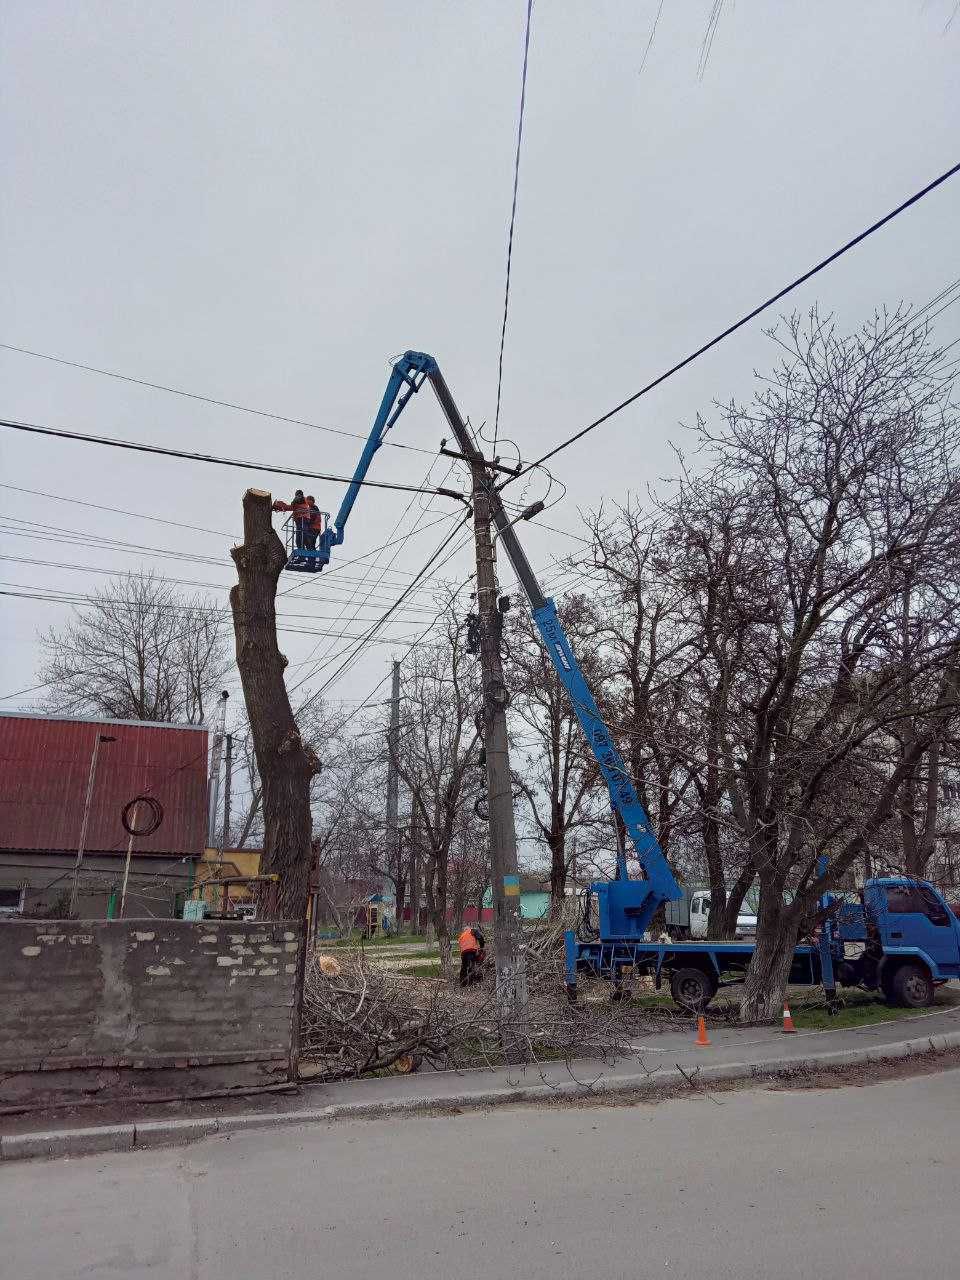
[503, 159, 960, 486]
[290, 520, 473, 705]
[0, 343, 438, 456]
[0, 417, 467, 505]
[492, 0, 535, 449]
[0, 588, 422, 644]
[292, 459, 461, 678]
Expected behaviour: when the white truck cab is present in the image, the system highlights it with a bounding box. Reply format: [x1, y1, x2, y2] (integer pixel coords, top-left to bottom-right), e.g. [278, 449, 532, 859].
[688, 891, 757, 940]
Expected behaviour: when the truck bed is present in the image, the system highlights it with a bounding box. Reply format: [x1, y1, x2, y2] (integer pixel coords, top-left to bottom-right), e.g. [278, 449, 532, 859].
[567, 935, 820, 989]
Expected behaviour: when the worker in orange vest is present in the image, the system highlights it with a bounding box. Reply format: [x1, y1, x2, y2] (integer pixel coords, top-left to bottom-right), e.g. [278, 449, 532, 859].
[272, 489, 311, 549]
[458, 923, 486, 987]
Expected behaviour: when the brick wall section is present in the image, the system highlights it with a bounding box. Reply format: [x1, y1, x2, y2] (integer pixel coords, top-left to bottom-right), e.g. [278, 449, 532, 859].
[0, 919, 304, 1106]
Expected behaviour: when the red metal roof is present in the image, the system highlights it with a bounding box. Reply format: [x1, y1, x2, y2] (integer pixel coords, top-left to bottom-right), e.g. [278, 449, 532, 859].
[0, 714, 209, 857]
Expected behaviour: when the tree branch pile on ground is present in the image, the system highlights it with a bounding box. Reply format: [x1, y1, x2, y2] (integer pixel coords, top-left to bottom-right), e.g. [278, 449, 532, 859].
[299, 943, 679, 1082]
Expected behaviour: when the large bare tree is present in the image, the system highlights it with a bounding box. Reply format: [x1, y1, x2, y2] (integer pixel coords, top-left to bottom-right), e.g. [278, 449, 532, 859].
[506, 595, 602, 910]
[37, 569, 230, 724]
[587, 504, 701, 859]
[388, 607, 482, 973]
[673, 310, 960, 1019]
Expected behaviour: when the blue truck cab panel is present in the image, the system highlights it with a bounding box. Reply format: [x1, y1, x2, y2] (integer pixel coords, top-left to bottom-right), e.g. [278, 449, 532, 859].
[865, 878, 960, 979]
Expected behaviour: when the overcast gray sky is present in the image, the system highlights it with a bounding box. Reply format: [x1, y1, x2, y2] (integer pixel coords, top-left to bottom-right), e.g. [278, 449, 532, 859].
[3, 0, 959, 730]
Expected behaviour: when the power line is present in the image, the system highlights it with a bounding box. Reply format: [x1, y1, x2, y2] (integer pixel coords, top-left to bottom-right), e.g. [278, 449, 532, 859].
[0, 680, 52, 703]
[0, 482, 235, 540]
[0, 582, 433, 625]
[504, 158, 960, 485]
[492, 0, 535, 450]
[0, 518, 448, 608]
[319, 540, 478, 735]
[0, 481, 462, 586]
[0, 416, 468, 505]
[289, 458, 460, 682]
[0, 342, 438, 457]
[638, 0, 665, 77]
[0, 559, 446, 619]
[291, 520, 473, 705]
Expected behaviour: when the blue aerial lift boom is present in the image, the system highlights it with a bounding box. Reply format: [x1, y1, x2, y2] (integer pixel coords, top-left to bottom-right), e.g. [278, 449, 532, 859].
[281, 350, 681, 918]
[281, 353, 451, 571]
[282, 351, 960, 1013]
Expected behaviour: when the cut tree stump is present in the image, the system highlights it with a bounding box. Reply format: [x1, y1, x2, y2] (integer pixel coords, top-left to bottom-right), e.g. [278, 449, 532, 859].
[230, 488, 320, 920]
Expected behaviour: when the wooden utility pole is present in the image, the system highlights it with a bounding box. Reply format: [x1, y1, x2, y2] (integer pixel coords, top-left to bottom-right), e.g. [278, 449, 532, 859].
[470, 461, 528, 1030]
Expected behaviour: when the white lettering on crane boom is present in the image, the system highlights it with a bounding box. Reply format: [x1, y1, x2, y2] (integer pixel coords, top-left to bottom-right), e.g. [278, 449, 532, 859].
[553, 642, 572, 671]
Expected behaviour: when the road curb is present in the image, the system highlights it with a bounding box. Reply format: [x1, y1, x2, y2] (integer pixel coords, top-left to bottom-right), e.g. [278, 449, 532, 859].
[3, 1029, 959, 1162]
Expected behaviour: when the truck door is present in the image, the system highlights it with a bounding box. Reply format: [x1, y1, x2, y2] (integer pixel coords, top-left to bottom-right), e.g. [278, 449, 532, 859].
[881, 883, 959, 975]
[690, 894, 710, 939]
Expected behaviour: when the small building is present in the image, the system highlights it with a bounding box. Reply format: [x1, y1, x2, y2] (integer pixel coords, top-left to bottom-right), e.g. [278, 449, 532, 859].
[0, 712, 209, 919]
[476, 874, 552, 922]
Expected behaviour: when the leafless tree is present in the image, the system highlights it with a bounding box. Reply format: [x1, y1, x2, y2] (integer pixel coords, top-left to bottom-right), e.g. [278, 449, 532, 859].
[388, 605, 482, 974]
[671, 309, 960, 1020]
[37, 569, 230, 724]
[447, 804, 489, 928]
[585, 505, 701, 892]
[506, 595, 603, 910]
[229, 699, 340, 851]
[659, 478, 763, 936]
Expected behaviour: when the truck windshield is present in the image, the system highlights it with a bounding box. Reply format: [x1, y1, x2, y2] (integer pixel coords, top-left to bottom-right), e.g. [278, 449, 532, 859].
[885, 885, 950, 926]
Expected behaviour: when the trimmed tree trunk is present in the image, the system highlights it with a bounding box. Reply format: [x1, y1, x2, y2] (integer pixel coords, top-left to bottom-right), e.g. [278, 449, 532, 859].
[230, 489, 320, 920]
[738, 890, 801, 1022]
[548, 824, 566, 914]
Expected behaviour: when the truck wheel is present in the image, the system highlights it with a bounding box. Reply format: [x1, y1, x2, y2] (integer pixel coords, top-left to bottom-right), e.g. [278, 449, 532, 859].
[670, 967, 716, 1011]
[891, 962, 934, 1009]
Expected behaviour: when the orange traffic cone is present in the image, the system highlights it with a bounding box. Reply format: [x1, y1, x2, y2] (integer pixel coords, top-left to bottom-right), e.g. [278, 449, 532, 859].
[782, 1003, 796, 1034]
[695, 1015, 711, 1047]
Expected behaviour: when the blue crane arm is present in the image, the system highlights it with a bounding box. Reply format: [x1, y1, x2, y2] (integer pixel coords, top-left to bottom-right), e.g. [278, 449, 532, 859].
[422, 360, 681, 935]
[327, 352, 436, 548]
[532, 599, 680, 905]
[314, 349, 681, 935]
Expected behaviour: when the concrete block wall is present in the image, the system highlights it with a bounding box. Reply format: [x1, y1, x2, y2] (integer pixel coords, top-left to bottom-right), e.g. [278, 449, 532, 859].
[0, 919, 304, 1106]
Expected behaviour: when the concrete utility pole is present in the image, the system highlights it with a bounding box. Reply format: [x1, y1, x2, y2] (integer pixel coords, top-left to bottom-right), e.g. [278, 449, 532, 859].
[222, 733, 233, 851]
[470, 460, 528, 1028]
[385, 660, 401, 912]
[427, 367, 544, 1035]
[207, 690, 229, 847]
[69, 731, 116, 917]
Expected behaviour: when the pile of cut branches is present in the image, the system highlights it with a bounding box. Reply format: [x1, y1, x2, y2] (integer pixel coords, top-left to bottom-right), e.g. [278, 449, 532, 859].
[300, 949, 483, 1080]
[299, 937, 670, 1083]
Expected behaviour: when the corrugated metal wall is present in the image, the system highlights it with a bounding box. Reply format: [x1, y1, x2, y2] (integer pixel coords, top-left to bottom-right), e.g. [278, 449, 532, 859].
[0, 714, 208, 856]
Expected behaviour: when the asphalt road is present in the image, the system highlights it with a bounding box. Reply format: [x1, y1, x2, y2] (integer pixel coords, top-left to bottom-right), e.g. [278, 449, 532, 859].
[3, 1070, 959, 1280]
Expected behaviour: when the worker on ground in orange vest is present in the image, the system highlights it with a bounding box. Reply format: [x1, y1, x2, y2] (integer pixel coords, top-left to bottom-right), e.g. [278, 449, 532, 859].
[272, 489, 310, 550]
[458, 924, 486, 987]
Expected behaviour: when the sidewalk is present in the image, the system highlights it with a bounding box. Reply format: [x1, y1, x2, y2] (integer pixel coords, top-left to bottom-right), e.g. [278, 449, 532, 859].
[2, 1005, 959, 1163]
